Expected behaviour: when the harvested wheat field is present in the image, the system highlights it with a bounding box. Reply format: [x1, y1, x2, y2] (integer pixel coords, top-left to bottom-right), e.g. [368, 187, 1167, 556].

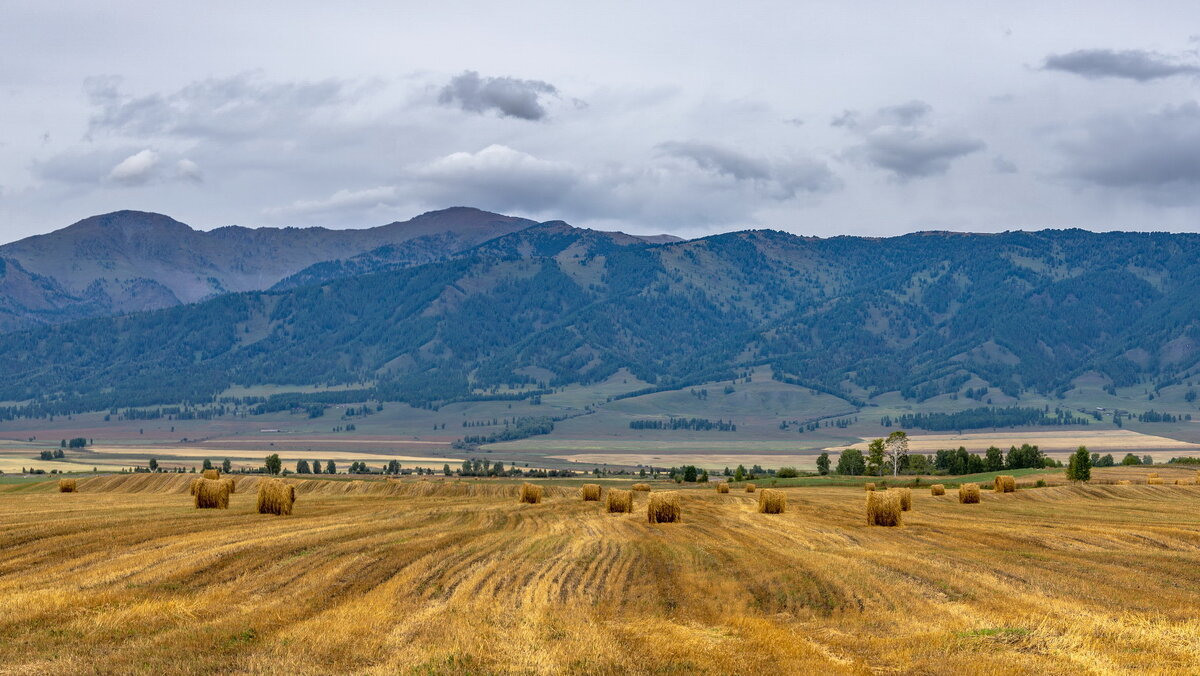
[1, 473, 1200, 674]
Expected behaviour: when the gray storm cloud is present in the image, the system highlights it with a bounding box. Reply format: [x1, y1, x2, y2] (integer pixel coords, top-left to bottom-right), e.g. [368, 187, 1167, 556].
[438, 71, 559, 120]
[1057, 102, 1200, 202]
[657, 141, 839, 198]
[1043, 49, 1200, 81]
[84, 73, 355, 140]
[836, 101, 985, 180]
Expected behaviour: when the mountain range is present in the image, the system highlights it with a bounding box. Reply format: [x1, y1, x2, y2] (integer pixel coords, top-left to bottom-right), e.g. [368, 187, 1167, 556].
[2, 209, 1199, 415]
[0, 207, 678, 333]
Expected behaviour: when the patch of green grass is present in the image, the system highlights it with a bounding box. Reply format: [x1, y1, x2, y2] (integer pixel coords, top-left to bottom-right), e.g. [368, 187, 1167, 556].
[226, 628, 257, 646]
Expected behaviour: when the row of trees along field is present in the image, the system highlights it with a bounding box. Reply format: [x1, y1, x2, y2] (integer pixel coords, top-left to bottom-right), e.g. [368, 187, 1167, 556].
[882, 406, 1091, 431]
[629, 417, 736, 431]
[828, 431, 1059, 476]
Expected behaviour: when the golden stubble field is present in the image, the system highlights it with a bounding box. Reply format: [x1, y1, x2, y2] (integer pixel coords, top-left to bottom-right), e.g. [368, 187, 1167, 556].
[1, 468, 1199, 675]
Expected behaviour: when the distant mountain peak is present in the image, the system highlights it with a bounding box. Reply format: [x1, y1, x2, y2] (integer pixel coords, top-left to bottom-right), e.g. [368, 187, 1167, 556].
[62, 210, 194, 235]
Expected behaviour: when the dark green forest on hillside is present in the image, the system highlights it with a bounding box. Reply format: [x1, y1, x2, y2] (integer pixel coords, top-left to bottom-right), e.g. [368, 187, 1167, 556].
[4, 225, 1200, 417]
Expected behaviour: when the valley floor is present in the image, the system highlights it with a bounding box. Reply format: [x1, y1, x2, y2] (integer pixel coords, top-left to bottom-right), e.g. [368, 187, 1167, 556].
[1, 469, 1199, 674]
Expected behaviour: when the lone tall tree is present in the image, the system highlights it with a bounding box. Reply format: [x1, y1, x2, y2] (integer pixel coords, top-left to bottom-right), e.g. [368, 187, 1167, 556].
[816, 452, 830, 476]
[1067, 446, 1091, 482]
[884, 430, 909, 477]
[265, 453, 282, 476]
[867, 439, 886, 476]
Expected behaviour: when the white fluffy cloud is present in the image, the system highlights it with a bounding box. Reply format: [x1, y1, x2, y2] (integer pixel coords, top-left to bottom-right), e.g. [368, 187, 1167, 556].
[264, 186, 400, 221]
[107, 149, 161, 185]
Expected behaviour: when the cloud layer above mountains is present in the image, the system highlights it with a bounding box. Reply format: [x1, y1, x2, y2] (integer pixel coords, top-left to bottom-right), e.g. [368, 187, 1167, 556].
[2, 2, 1200, 240]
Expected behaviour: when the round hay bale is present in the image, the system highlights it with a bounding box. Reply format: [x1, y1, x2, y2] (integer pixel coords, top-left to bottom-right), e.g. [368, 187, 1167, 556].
[195, 477, 231, 509]
[1117, 480, 1132, 486]
[631, 483, 652, 492]
[930, 483, 946, 496]
[757, 488, 786, 514]
[605, 489, 633, 513]
[716, 483, 730, 494]
[1148, 472, 1160, 479]
[744, 483, 755, 493]
[58, 478, 77, 493]
[866, 490, 902, 526]
[519, 482, 544, 504]
[1174, 479, 1186, 485]
[1148, 477, 1164, 485]
[895, 487, 912, 511]
[190, 478, 202, 496]
[256, 478, 295, 515]
[994, 475, 1016, 493]
[580, 483, 602, 501]
[864, 482, 876, 492]
[958, 483, 981, 504]
[202, 469, 220, 480]
[647, 491, 681, 523]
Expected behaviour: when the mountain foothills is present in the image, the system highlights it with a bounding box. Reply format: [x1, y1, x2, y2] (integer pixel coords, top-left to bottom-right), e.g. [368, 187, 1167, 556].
[2, 211, 1200, 415]
[0, 207, 542, 332]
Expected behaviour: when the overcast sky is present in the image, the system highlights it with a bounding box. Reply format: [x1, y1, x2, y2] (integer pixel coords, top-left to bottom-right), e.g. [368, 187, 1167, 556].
[2, 0, 1199, 242]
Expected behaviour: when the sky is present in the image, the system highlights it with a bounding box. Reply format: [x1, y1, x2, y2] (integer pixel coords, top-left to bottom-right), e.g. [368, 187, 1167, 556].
[2, 0, 1199, 242]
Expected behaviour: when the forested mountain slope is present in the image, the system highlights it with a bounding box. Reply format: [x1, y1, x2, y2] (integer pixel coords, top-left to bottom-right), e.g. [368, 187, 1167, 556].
[3, 225, 1200, 414]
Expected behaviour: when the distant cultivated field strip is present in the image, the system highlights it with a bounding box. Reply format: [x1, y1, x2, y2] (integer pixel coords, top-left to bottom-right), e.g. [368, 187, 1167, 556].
[83, 445, 457, 464]
[198, 438, 451, 445]
[0, 471, 1198, 674]
[550, 452, 827, 469]
[492, 439, 836, 452]
[835, 429, 1200, 453]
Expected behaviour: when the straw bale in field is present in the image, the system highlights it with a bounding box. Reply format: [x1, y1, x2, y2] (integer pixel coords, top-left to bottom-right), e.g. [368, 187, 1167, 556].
[631, 483, 651, 492]
[605, 489, 633, 513]
[195, 478, 231, 509]
[202, 469, 220, 480]
[864, 482, 876, 491]
[866, 490, 902, 526]
[256, 479, 295, 515]
[647, 491, 681, 523]
[58, 478, 76, 493]
[959, 483, 981, 504]
[994, 475, 1016, 493]
[580, 483, 601, 501]
[519, 482, 544, 504]
[716, 483, 730, 494]
[757, 488, 786, 514]
[895, 487, 912, 511]
[930, 484, 945, 496]
[744, 483, 755, 493]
